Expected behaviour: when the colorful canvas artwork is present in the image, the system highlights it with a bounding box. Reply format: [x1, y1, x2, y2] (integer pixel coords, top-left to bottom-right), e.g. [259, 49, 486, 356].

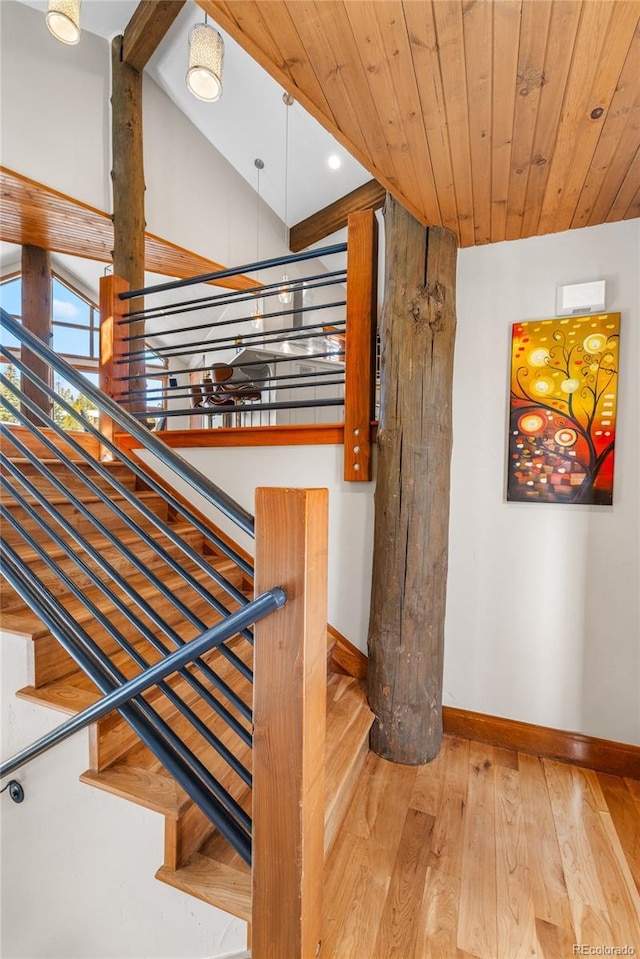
[507, 313, 620, 505]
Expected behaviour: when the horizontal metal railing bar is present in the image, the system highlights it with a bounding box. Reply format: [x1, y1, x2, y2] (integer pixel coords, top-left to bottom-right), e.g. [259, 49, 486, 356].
[0, 392, 255, 676]
[115, 350, 346, 383]
[121, 313, 346, 359]
[0, 366, 251, 612]
[0, 452, 253, 740]
[0, 489, 253, 791]
[0, 341, 252, 578]
[122, 271, 347, 326]
[120, 378, 346, 404]
[0, 587, 285, 785]
[120, 243, 348, 299]
[120, 366, 346, 399]
[132, 397, 346, 420]
[0, 308, 254, 537]
[0, 542, 253, 862]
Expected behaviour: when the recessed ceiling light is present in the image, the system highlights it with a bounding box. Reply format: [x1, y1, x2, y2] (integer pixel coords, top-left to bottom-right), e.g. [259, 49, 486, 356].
[328, 154, 341, 170]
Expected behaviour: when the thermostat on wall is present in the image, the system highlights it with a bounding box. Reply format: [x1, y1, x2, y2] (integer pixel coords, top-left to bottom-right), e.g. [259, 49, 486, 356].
[556, 280, 606, 316]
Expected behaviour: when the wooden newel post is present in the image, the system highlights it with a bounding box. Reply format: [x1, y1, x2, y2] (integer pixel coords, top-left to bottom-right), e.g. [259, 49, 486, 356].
[252, 487, 328, 959]
[344, 209, 378, 481]
[368, 197, 457, 765]
[99, 274, 129, 448]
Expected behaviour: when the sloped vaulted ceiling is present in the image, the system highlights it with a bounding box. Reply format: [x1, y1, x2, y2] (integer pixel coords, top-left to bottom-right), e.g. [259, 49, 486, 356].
[200, 0, 640, 247]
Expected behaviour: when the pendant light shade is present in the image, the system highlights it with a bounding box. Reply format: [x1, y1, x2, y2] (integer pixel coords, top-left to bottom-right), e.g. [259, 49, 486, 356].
[46, 0, 81, 44]
[187, 22, 224, 102]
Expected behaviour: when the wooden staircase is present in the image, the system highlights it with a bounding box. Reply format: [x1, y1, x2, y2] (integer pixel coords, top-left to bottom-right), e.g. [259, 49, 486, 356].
[0, 429, 374, 933]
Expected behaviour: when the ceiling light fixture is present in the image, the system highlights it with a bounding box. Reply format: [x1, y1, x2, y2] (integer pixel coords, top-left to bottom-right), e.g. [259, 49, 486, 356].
[46, 0, 81, 44]
[279, 92, 295, 306]
[328, 154, 341, 170]
[186, 15, 224, 102]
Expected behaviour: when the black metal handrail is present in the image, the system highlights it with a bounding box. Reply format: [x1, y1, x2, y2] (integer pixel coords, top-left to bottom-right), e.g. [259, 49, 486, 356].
[0, 307, 254, 536]
[0, 587, 286, 784]
[0, 305, 295, 865]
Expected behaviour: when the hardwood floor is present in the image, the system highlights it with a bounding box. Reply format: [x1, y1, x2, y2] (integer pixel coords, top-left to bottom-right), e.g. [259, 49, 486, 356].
[322, 735, 640, 958]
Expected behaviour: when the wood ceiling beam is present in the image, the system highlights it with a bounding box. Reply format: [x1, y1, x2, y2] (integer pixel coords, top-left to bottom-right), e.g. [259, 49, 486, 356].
[289, 180, 386, 253]
[0, 168, 257, 292]
[122, 0, 186, 72]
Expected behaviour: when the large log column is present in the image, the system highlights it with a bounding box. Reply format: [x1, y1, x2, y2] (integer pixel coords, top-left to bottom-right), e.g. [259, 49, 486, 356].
[111, 36, 146, 414]
[21, 244, 52, 426]
[368, 197, 457, 765]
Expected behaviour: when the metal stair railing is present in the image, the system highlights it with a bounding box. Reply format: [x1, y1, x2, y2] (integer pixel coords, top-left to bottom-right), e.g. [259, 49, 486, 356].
[0, 306, 290, 866]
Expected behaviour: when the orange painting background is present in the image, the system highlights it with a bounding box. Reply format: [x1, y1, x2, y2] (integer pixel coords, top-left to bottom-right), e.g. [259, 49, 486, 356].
[507, 312, 620, 504]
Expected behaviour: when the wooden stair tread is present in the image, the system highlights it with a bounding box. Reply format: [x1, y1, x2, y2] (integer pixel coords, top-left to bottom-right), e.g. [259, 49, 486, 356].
[155, 670, 373, 914]
[0, 521, 203, 583]
[3, 559, 244, 636]
[156, 854, 251, 922]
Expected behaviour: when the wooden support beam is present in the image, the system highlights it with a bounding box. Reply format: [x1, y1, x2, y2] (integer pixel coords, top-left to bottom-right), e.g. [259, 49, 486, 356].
[111, 36, 146, 414]
[252, 487, 328, 959]
[20, 245, 52, 426]
[290, 180, 386, 253]
[122, 1, 187, 72]
[344, 209, 378, 481]
[368, 197, 458, 765]
[99, 274, 130, 452]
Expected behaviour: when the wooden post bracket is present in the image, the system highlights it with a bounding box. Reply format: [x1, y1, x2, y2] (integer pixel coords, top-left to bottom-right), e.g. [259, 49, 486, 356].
[344, 209, 379, 482]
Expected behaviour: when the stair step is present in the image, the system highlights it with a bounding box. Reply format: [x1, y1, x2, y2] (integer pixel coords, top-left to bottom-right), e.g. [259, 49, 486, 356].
[154, 673, 373, 918]
[0, 426, 100, 461]
[0, 457, 139, 498]
[3, 556, 245, 639]
[0, 522, 206, 606]
[156, 854, 252, 922]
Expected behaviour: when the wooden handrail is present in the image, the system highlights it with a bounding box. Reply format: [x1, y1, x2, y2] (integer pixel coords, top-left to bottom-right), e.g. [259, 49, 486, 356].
[344, 210, 378, 481]
[252, 487, 328, 959]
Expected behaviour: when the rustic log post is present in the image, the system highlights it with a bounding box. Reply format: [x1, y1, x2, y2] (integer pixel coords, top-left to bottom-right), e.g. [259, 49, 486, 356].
[111, 36, 146, 415]
[20, 245, 52, 426]
[344, 209, 378, 481]
[368, 196, 457, 764]
[252, 487, 328, 959]
[99, 274, 129, 450]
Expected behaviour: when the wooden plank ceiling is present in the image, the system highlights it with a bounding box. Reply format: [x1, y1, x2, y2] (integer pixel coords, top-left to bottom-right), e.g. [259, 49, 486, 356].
[201, 0, 640, 247]
[0, 167, 256, 291]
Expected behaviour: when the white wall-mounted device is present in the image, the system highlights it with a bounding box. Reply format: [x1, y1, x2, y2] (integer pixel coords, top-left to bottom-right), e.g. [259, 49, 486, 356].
[556, 280, 606, 316]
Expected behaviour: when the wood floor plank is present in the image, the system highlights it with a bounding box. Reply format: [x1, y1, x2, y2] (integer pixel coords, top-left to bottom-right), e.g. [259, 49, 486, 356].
[494, 765, 538, 959]
[372, 807, 435, 958]
[428, 735, 470, 879]
[518, 752, 574, 941]
[457, 742, 498, 959]
[413, 866, 460, 959]
[597, 772, 640, 893]
[543, 759, 616, 944]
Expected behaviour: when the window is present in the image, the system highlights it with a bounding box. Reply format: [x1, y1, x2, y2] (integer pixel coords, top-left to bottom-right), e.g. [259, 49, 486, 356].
[0, 273, 166, 430]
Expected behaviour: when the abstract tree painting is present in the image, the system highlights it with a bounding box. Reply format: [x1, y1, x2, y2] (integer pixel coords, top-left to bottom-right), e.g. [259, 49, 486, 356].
[507, 313, 620, 505]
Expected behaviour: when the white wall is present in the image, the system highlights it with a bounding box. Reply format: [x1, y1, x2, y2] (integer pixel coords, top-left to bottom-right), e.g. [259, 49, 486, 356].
[0, 2, 111, 210]
[152, 219, 639, 749]
[0, 630, 248, 959]
[447, 218, 639, 745]
[135, 444, 375, 650]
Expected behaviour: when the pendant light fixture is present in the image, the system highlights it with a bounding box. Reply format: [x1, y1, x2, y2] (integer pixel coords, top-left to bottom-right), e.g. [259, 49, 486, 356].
[278, 93, 295, 306]
[186, 14, 224, 102]
[252, 158, 265, 331]
[46, 0, 81, 44]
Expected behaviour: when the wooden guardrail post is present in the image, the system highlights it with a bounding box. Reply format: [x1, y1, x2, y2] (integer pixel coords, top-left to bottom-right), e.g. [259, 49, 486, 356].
[252, 487, 328, 959]
[344, 209, 378, 481]
[99, 274, 129, 450]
